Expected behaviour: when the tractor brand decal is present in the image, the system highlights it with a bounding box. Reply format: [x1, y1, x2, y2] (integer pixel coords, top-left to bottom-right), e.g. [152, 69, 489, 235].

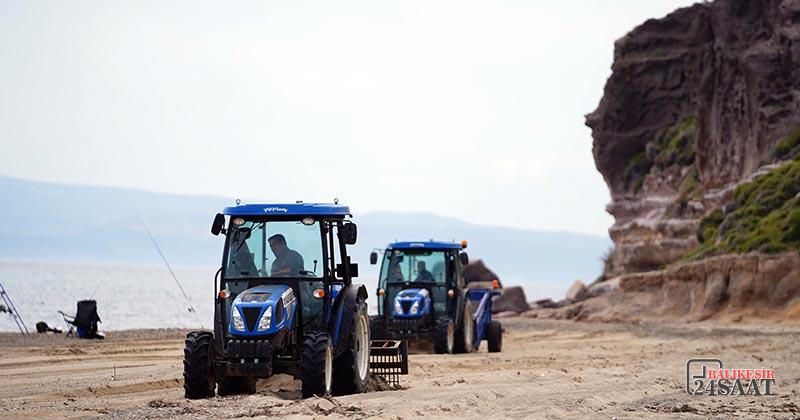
[686, 358, 776, 396]
[263, 207, 289, 213]
[408, 243, 425, 247]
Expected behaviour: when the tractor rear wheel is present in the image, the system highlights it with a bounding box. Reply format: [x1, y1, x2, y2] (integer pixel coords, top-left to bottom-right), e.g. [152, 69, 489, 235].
[217, 376, 257, 396]
[183, 331, 215, 399]
[333, 298, 370, 395]
[453, 299, 475, 354]
[369, 315, 385, 340]
[433, 315, 455, 354]
[301, 331, 333, 398]
[487, 320, 502, 353]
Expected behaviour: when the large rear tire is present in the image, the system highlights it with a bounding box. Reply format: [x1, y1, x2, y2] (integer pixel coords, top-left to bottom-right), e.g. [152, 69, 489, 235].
[301, 331, 333, 398]
[453, 299, 475, 354]
[333, 298, 370, 395]
[183, 331, 215, 399]
[433, 315, 455, 354]
[217, 376, 257, 396]
[487, 320, 502, 353]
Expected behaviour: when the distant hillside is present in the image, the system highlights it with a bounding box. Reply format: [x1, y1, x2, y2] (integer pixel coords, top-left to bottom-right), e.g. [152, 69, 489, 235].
[0, 176, 610, 299]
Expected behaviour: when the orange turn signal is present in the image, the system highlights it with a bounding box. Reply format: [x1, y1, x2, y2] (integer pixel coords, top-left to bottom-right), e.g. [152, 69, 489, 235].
[377, 288, 386, 296]
[460, 240, 468, 249]
[218, 289, 230, 299]
[491, 279, 501, 289]
[313, 289, 325, 298]
[447, 289, 455, 298]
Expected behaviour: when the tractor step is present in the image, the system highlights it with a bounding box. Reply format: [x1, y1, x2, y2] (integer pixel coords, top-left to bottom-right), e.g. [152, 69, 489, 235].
[369, 340, 408, 387]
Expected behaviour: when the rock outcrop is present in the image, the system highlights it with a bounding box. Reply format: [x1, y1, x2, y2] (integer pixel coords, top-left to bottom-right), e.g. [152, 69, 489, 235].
[492, 286, 530, 314]
[530, 252, 800, 322]
[587, 0, 800, 277]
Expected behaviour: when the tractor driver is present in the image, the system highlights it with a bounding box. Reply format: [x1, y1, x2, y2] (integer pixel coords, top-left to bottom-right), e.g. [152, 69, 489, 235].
[268, 234, 305, 277]
[414, 261, 434, 282]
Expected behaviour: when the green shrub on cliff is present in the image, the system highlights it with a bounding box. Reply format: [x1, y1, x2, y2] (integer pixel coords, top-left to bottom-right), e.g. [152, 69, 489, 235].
[622, 116, 696, 193]
[775, 126, 800, 160]
[689, 160, 800, 259]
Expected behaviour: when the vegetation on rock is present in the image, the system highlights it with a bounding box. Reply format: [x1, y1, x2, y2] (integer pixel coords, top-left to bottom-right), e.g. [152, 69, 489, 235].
[774, 126, 800, 160]
[622, 116, 696, 193]
[687, 159, 800, 259]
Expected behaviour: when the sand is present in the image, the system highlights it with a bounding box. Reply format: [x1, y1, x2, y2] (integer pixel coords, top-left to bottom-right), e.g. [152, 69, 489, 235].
[1, 318, 798, 419]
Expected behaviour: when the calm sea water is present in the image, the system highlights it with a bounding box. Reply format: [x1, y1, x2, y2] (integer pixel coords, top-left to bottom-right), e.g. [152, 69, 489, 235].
[0, 259, 570, 333]
[0, 259, 217, 332]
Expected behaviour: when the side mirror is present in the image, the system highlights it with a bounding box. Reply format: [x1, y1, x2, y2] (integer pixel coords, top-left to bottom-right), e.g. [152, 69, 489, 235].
[370, 251, 378, 265]
[336, 262, 359, 278]
[211, 213, 225, 236]
[460, 252, 469, 266]
[342, 223, 357, 245]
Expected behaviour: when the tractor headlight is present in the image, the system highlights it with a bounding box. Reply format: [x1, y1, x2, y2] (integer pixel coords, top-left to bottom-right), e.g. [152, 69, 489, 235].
[257, 306, 273, 331]
[232, 307, 245, 330]
[394, 300, 403, 314]
[409, 300, 420, 315]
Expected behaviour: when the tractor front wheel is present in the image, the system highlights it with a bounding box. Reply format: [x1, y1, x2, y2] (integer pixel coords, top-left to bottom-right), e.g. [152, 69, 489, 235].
[333, 298, 370, 395]
[301, 331, 333, 398]
[487, 320, 502, 353]
[433, 315, 455, 354]
[183, 331, 215, 399]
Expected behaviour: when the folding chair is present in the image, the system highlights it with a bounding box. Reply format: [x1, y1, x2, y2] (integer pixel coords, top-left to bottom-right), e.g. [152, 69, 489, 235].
[58, 300, 104, 339]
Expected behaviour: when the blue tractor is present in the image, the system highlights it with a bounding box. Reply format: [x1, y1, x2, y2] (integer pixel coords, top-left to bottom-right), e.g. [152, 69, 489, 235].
[183, 203, 384, 398]
[369, 241, 503, 354]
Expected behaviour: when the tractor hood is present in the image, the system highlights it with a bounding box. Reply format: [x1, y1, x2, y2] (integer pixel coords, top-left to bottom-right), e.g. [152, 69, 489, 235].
[392, 288, 431, 319]
[229, 284, 297, 336]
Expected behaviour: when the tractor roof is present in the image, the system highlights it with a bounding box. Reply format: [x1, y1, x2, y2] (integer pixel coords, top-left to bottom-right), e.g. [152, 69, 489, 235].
[223, 203, 352, 217]
[387, 241, 463, 250]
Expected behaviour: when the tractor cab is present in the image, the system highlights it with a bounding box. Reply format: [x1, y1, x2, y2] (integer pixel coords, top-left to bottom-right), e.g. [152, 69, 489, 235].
[184, 202, 391, 400]
[374, 242, 468, 321]
[369, 241, 474, 354]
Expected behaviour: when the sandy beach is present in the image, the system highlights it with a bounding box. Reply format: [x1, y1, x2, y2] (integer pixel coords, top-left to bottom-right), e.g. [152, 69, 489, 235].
[1, 317, 798, 419]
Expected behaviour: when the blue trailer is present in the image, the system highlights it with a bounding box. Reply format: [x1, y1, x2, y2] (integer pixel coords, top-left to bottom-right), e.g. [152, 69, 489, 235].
[369, 240, 503, 353]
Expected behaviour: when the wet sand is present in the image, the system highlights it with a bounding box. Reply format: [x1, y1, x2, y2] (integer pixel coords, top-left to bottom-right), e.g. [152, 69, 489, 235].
[1, 318, 798, 419]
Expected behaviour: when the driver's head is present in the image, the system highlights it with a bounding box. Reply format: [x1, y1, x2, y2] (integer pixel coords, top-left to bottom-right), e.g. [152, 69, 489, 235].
[417, 261, 426, 271]
[268, 234, 287, 257]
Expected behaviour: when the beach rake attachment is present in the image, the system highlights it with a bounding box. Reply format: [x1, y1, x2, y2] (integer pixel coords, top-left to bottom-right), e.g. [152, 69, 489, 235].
[369, 340, 408, 387]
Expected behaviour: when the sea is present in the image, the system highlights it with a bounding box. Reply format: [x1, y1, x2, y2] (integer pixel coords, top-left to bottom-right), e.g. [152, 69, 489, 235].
[0, 259, 571, 333]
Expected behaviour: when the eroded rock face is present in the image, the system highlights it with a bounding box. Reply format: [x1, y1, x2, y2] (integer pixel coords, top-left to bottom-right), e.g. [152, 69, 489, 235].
[529, 253, 800, 322]
[587, 0, 800, 276]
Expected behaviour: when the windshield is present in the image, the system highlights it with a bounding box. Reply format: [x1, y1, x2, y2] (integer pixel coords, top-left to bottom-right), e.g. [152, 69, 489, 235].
[225, 219, 323, 279]
[379, 249, 449, 285]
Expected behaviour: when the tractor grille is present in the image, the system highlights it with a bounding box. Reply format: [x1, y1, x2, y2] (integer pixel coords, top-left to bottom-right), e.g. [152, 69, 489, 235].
[227, 339, 272, 359]
[241, 307, 262, 332]
[389, 318, 420, 332]
[399, 300, 412, 314]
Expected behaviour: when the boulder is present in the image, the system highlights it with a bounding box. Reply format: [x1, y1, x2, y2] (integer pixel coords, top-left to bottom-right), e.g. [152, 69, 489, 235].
[492, 286, 529, 313]
[532, 298, 562, 309]
[494, 310, 520, 318]
[463, 260, 501, 287]
[565, 280, 589, 303]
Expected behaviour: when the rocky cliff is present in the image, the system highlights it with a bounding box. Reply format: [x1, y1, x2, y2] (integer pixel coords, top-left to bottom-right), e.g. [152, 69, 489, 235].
[587, 0, 800, 277]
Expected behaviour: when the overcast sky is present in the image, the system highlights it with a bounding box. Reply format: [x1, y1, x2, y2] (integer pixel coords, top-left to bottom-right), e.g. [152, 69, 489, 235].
[0, 1, 697, 236]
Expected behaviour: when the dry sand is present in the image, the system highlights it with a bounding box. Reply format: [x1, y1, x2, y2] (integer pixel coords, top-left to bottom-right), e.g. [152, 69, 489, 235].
[1, 318, 798, 419]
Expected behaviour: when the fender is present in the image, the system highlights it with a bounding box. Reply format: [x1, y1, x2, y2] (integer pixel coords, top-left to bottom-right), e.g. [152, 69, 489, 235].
[329, 283, 368, 356]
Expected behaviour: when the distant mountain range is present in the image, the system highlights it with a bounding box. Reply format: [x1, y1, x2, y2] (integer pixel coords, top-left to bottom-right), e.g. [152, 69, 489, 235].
[0, 176, 610, 300]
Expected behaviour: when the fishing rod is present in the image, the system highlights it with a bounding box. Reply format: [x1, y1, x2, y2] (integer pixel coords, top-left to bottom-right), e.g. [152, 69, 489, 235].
[137, 214, 204, 329]
[0, 281, 29, 335]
